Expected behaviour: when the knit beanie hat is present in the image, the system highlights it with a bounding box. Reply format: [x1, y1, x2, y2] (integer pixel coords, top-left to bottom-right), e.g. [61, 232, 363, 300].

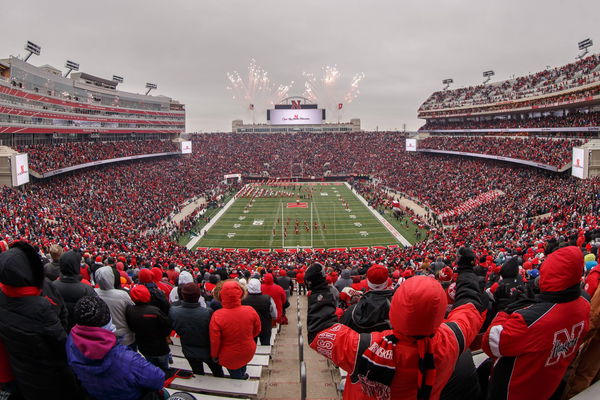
[367, 264, 389, 290]
[181, 282, 200, 303]
[130, 285, 151, 303]
[74, 296, 111, 327]
[500, 257, 520, 279]
[138, 268, 153, 283]
[247, 278, 262, 294]
[438, 266, 453, 282]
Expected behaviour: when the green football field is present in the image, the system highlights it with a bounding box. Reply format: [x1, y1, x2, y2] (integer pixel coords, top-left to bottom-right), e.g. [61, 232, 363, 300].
[192, 183, 414, 250]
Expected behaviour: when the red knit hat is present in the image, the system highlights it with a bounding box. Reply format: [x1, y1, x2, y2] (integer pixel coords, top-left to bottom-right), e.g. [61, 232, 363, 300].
[367, 264, 389, 290]
[438, 266, 453, 282]
[130, 285, 151, 303]
[138, 268, 153, 284]
[95, 256, 103, 263]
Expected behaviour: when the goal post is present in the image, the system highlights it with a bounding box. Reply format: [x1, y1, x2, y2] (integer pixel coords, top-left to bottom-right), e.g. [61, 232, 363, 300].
[282, 201, 313, 249]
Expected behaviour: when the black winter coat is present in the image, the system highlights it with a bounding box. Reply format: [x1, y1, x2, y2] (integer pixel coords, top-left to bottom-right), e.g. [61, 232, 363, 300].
[276, 276, 293, 297]
[51, 250, 97, 331]
[125, 303, 171, 357]
[169, 302, 213, 359]
[0, 245, 83, 400]
[242, 293, 273, 337]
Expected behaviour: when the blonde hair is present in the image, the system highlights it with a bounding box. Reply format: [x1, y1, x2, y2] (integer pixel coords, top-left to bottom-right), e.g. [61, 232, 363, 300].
[49, 244, 64, 262]
[213, 279, 247, 302]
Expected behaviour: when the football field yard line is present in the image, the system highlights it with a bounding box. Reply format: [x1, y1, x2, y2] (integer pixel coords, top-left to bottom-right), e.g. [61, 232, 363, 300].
[268, 201, 282, 248]
[312, 193, 328, 246]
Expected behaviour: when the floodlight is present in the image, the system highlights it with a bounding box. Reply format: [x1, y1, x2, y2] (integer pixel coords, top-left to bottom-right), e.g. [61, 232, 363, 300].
[483, 70, 495, 84]
[442, 78, 453, 90]
[64, 60, 80, 77]
[577, 38, 593, 60]
[145, 82, 157, 95]
[23, 41, 41, 62]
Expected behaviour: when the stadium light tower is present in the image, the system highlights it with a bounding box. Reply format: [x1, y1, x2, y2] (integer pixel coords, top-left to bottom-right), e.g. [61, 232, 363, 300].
[23, 41, 41, 62]
[483, 70, 495, 85]
[64, 60, 80, 78]
[442, 78, 453, 91]
[577, 38, 593, 60]
[112, 75, 124, 84]
[145, 82, 157, 95]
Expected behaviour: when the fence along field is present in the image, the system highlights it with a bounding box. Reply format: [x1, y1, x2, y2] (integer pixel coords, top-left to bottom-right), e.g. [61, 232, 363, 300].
[194, 182, 409, 250]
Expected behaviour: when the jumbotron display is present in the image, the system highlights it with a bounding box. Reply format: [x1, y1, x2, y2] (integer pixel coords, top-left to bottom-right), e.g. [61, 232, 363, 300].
[268, 108, 324, 125]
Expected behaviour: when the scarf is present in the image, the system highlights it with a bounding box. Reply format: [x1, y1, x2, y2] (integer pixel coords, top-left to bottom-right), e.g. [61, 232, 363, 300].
[352, 333, 436, 400]
[352, 334, 397, 400]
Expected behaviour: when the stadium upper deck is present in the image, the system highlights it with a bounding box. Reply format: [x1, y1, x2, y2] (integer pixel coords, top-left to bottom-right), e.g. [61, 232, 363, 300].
[0, 56, 185, 145]
[418, 54, 600, 121]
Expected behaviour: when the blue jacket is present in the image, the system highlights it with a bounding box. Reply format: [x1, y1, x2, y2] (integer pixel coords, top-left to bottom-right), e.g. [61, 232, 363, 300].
[66, 324, 164, 400]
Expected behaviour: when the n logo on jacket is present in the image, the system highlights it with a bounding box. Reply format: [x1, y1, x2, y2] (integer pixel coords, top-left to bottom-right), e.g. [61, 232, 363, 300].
[546, 321, 585, 366]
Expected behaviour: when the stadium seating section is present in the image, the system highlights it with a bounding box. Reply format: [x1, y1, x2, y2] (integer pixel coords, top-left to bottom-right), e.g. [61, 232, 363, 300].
[419, 54, 600, 112]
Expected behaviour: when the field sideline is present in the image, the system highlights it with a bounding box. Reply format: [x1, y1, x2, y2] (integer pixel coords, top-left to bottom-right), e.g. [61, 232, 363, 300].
[191, 182, 419, 250]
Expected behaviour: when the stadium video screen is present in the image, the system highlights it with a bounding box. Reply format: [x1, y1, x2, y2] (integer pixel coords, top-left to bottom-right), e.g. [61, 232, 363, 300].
[268, 109, 324, 125]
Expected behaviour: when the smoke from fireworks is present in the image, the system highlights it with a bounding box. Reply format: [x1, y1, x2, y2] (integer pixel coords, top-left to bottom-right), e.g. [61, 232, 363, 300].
[303, 65, 365, 113]
[226, 60, 293, 117]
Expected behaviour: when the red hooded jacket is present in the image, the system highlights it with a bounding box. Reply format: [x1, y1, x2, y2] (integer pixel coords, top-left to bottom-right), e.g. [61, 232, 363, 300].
[210, 281, 261, 369]
[584, 264, 600, 297]
[261, 273, 287, 323]
[483, 246, 590, 400]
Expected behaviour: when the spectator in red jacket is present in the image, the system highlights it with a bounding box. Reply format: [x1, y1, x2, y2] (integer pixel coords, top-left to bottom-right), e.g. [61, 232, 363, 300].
[261, 273, 287, 324]
[209, 280, 261, 380]
[306, 247, 486, 400]
[296, 269, 306, 295]
[482, 246, 590, 400]
[585, 264, 600, 298]
[151, 267, 173, 298]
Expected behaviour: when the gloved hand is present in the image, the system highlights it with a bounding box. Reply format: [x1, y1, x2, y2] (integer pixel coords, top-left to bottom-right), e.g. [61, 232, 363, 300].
[304, 262, 328, 292]
[456, 247, 476, 272]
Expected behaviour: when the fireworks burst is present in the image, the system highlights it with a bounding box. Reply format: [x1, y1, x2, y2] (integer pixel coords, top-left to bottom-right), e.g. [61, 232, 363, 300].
[303, 65, 365, 113]
[226, 60, 293, 117]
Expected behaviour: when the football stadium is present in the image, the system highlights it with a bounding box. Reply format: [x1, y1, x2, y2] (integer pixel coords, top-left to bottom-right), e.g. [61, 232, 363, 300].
[1, 2, 600, 400]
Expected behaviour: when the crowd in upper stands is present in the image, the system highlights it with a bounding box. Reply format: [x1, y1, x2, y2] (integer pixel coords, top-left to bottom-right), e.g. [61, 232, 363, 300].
[419, 53, 600, 111]
[1, 131, 600, 399]
[418, 136, 583, 167]
[16, 139, 178, 174]
[420, 110, 600, 131]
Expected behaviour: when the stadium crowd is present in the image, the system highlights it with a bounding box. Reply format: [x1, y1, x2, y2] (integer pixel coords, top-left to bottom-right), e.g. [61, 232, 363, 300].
[419, 53, 600, 111]
[419, 110, 600, 131]
[16, 139, 179, 174]
[418, 136, 583, 167]
[1, 131, 600, 399]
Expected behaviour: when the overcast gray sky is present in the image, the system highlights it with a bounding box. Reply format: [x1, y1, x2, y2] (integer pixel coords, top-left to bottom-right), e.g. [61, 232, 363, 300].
[2, 0, 599, 132]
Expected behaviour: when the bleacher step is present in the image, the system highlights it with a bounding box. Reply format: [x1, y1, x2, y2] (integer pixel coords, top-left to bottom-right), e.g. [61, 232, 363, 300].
[168, 375, 259, 398]
[170, 357, 262, 379]
[168, 391, 249, 400]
